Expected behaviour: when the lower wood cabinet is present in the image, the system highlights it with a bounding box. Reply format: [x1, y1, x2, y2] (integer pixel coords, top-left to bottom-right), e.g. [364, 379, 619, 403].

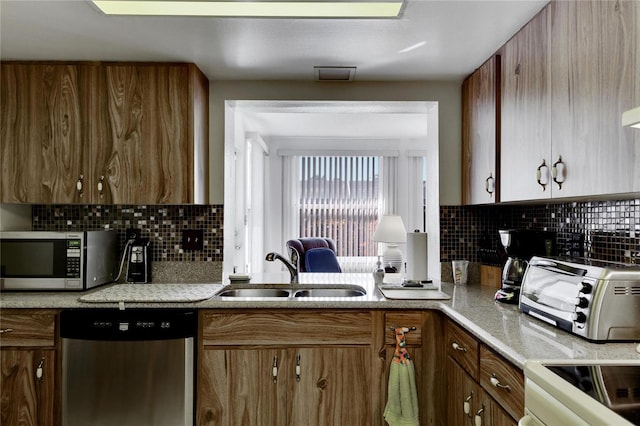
[0, 310, 58, 426]
[197, 310, 376, 426]
[446, 319, 522, 426]
[448, 357, 515, 426]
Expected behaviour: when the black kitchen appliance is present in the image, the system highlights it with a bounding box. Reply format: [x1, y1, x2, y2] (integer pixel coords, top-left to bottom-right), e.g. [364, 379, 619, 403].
[494, 229, 555, 304]
[126, 238, 151, 283]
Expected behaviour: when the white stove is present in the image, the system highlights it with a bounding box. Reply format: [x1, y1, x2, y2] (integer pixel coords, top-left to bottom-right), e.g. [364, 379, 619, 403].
[521, 360, 640, 425]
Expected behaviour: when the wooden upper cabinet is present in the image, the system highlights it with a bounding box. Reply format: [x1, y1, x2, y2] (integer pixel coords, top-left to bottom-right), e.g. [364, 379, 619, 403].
[462, 55, 500, 205]
[1, 64, 91, 203]
[550, 0, 640, 197]
[0, 62, 209, 204]
[500, 7, 551, 202]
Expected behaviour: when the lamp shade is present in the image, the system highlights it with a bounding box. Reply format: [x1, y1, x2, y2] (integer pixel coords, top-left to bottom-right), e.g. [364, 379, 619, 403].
[373, 215, 407, 243]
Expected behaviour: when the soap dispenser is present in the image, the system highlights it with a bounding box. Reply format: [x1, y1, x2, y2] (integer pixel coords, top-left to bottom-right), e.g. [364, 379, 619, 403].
[373, 256, 385, 285]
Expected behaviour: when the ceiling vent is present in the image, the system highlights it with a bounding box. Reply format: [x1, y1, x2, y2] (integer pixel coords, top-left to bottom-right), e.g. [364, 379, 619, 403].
[314, 66, 356, 82]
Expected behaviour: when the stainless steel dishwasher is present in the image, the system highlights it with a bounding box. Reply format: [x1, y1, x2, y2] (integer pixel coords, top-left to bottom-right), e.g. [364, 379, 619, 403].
[60, 309, 196, 426]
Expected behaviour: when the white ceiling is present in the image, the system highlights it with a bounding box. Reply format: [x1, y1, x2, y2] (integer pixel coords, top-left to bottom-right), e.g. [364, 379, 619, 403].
[0, 0, 548, 82]
[0, 0, 547, 141]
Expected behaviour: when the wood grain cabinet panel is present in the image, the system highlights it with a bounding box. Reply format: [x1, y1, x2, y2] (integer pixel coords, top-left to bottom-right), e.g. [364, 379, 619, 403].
[0, 310, 58, 426]
[550, 0, 640, 197]
[103, 64, 201, 204]
[445, 319, 521, 425]
[0, 310, 56, 347]
[479, 345, 524, 422]
[198, 310, 373, 426]
[462, 55, 500, 205]
[1, 61, 208, 204]
[446, 319, 479, 380]
[500, 7, 551, 202]
[0, 64, 95, 203]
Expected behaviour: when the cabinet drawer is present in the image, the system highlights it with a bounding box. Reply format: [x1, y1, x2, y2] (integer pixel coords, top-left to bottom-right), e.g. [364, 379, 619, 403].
[0, 310, 57, 347]
[384, 312, 423, 346]
[201, 310, 371, 345]
[446, 320, 479, 380]
[479, 345, 524, 421]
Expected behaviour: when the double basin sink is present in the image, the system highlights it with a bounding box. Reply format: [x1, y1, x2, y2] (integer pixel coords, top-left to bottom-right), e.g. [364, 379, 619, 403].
[216, 283, 367, 299]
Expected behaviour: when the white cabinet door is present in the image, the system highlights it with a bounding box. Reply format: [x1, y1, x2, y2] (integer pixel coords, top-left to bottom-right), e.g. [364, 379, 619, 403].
[550, 0, 640, 197]
[500, 8, 552, 202]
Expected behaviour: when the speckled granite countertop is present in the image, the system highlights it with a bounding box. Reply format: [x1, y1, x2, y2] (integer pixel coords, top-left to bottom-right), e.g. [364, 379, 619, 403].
[2, 273, 639, 368]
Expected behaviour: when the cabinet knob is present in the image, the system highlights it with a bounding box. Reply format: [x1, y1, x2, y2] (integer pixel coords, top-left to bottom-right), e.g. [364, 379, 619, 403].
[475, 407, 485, 426]
[536, 160, 549, 191]
[76, 175, 84, 197]
[485, 173, 495, 196]
[452, 342, 467, 352]
[97, 176, 105, 198]
[490, 374, 511, 391]
[551, 155, 566, 189]
[36, 357, 44, 381]
[464, 393, 473, 416]
[272, 356, 278, 384]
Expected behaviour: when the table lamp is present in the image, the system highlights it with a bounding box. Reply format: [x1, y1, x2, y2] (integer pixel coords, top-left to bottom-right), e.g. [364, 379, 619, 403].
[372, 214, 407, 272]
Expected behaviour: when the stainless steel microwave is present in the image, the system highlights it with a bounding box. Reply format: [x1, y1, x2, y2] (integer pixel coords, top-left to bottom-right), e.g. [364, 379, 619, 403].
[0, 231, 117, 291]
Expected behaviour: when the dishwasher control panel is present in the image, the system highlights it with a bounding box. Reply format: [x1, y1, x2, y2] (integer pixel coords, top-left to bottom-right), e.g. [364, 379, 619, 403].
[61, 309, 196, 340]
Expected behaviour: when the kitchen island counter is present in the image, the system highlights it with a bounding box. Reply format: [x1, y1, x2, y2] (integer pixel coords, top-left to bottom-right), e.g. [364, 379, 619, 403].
[2, 273, 639, 367]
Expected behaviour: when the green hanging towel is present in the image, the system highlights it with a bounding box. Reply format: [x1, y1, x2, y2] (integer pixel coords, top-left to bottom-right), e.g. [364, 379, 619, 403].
[384, 327, 420, 426]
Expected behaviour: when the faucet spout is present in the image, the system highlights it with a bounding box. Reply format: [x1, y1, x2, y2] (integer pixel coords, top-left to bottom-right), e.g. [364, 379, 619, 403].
[265, 252, 299, 284]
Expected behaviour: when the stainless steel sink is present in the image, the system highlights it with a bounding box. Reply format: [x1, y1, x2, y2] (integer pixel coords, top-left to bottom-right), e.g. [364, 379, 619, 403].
[293, 288, 366, 298]
[216, 288, 291, 298]
[215, 284, 367, 299]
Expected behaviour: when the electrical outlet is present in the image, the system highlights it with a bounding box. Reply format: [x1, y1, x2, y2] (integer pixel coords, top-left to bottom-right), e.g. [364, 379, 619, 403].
[182, 229, 204, 251]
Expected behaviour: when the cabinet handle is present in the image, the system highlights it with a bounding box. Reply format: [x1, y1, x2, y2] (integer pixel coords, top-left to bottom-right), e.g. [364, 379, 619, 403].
[295, 354, 301, 383]
[36, 357, 44, 382]
[536, 159, 548, 191]
[76, 175, 84, 197]
[485, 173, 495, 196]
[475, 407, 485, 426]
[272, 356, 278, 384]
[0, 328, 14, 334]
[552, 155, 566, 190]
[514, 63, 521, 76]
[97, 176, 105, 198]
[490, 373, 511, 391]
[463, 392, 473, 416]
[452, 342, 467, 352]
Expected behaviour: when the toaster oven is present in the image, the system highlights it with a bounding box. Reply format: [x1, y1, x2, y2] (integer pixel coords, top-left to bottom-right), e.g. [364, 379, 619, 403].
[519, 256, 640, 342]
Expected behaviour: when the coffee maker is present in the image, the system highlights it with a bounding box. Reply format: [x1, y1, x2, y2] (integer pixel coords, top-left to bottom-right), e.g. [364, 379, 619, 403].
[494, 229, 555, 304]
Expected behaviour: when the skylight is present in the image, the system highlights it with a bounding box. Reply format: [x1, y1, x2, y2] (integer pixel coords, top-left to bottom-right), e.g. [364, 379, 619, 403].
[91, 0, 404, 18]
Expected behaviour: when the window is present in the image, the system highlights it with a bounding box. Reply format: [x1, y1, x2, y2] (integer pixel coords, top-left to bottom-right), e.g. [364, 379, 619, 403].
[298, 156, 380, 257]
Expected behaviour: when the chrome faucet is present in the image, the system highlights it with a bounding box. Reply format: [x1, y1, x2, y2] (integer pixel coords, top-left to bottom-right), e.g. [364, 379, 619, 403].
[265, 252, 299, 284]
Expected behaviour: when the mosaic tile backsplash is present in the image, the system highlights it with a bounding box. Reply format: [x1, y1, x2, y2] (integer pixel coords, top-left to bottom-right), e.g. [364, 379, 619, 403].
[31, 198, 639, 266]
[440, 198, 640, 264]
[32, 204, 224, 262]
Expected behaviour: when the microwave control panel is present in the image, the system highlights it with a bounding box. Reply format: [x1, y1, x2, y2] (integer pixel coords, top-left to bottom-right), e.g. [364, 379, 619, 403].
[66, 239, 82, 278]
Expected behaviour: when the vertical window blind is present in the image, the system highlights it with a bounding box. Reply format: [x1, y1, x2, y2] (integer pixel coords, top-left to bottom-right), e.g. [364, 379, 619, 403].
[298, 156, 379, 257]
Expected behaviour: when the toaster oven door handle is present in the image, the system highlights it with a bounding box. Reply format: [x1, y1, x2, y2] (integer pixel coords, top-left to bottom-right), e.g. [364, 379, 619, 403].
[535, 263, 587, 278]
